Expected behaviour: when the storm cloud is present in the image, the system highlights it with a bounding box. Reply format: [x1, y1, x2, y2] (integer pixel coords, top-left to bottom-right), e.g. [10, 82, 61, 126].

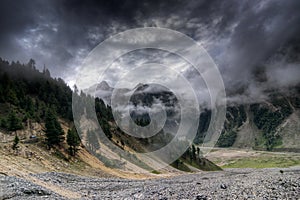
[0, 0, 300, 103]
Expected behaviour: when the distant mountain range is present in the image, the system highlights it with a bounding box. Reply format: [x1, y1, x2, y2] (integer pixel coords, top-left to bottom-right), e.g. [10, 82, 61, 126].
[89, 80, 300, 152]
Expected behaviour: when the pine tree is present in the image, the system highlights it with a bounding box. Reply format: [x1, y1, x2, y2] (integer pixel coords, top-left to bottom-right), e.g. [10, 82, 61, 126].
[45, 110, 64, 148]
[67, 128, 80, 156]
[8, 111, 23, 131]
[7, 89, 18, 105]
[24, 96, 34, 117]
[0, 117, 8, 129]
[27, 58, 36, 69]
[12, 135, 19, 151]
[192, 144, 196, 160]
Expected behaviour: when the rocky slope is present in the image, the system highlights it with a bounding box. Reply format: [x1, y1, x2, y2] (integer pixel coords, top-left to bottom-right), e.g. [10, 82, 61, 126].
[1, 167, 299, 199]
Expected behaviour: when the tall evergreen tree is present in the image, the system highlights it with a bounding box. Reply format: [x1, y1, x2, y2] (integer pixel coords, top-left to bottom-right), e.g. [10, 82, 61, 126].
[27, 58, 36, 69]
[8, 111, 23, 131]
[67, 128, 80, 156]
[12, 135, 19, 151]
[45, 110, 64, 148]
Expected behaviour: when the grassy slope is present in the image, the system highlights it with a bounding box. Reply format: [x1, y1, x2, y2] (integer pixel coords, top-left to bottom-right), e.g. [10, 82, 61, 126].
[206, 148, 300, 169]
[223, 155, 300, 168]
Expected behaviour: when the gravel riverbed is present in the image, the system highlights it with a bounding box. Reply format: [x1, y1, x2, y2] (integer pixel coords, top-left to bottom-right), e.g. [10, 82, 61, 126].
[1, 167, 299, 199]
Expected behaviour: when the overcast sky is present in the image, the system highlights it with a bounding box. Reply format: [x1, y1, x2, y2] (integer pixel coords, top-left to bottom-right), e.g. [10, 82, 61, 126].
[0, 0, 300, 102]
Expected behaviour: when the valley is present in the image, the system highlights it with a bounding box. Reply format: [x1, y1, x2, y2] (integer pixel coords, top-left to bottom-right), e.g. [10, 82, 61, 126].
[1, 0, 300, 199]
[0, 58, 299, 199]
[1, 124, 300, 199]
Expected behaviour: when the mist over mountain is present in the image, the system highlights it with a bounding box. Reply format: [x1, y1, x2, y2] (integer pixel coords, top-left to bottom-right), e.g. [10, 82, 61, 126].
[0, 0, 299, 101]
[1, 1, 300, 199]
[1, 0, 299, 157]
[88, 78, 300, 151]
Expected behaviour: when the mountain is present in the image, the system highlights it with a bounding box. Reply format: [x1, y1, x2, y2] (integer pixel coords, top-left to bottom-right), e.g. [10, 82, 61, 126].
[0, 58, 221, 174]
[92, 80, 300, 152]
[1, 56, 298, 177]
[83, 81, 114, 104]
[193, 87, 300, 151]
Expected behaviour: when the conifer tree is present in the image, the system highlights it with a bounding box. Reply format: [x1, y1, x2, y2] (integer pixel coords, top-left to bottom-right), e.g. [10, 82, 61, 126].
[45, 110, 64, 148]
[12, 135, 19, 151]
[67, 128, 80, 156]
[8, 111, 23, 131]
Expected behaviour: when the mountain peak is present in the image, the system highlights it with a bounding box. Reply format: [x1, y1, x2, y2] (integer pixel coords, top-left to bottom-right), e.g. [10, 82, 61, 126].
[97, 81, 112, 91]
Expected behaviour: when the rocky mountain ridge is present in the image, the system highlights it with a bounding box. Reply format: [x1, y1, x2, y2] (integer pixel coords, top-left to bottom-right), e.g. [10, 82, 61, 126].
[91, 81, 300, 151]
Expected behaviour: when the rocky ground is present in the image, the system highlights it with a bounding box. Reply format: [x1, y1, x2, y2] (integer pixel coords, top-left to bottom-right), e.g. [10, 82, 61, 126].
[1, 167, 299, 199]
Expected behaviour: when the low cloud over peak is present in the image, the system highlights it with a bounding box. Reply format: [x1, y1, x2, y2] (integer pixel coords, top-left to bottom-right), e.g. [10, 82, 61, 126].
[0, 0, 299, 104]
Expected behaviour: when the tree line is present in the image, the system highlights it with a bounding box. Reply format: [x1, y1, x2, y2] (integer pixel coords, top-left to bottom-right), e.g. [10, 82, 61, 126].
[0, 58, 79, 155]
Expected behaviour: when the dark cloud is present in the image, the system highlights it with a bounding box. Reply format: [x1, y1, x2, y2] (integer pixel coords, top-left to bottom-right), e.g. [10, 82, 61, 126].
[0, 0, 299, 103]
[221, 0, 300, 78]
